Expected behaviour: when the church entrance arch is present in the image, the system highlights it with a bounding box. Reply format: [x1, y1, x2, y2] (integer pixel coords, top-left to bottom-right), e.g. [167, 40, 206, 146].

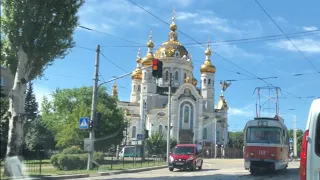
[178, 100, 195, 144]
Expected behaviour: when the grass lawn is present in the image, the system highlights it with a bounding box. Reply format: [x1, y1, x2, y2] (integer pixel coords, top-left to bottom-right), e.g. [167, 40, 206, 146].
[0, 158, 166, 179]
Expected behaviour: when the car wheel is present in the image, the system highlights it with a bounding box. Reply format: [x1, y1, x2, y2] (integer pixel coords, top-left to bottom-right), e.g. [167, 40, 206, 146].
[169, 167, 174, 171]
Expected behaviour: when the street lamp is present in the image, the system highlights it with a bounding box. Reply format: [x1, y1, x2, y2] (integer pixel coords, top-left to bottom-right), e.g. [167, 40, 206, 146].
[288, 108, 297, 158]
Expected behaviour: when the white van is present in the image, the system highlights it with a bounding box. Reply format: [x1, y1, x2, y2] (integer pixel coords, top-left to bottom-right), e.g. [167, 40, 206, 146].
[300, 98, 320, 180]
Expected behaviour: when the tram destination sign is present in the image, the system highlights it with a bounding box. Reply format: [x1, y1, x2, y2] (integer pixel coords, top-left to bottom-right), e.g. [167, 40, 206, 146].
[258, 120, 268, 126]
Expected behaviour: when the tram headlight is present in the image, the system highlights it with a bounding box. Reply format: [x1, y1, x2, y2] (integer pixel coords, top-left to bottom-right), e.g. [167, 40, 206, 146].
[249, 152, 254, 157]
[271, 153, 275, 157]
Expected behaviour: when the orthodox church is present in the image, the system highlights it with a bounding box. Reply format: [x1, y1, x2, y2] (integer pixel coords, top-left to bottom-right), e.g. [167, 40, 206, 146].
[113, 9, 229, 147]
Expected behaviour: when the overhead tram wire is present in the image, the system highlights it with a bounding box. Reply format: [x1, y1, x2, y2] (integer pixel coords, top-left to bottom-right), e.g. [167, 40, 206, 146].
[126, 0, 311, 103]
[254, 0, 320, 73]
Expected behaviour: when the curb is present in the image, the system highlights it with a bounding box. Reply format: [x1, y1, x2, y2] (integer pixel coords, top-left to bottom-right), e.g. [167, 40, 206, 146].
[40, 165, 167, 180]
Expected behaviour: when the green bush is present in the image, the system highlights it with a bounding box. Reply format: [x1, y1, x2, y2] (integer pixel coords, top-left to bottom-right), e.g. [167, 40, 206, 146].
[61, 146, 84, 154]
[50, 147, 104, 170]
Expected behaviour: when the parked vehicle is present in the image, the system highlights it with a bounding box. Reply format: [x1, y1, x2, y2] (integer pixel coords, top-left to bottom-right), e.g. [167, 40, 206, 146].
[119, 146, 141, 157]
[300, 98, 320, 180]
[168, 144, 203, 171]
[244, 116, 289, 174]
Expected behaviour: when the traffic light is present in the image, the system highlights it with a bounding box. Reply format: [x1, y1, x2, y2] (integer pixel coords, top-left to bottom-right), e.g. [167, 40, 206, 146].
[144, 129, 149, 139]
[89, 120, 93, 129]
[152, 59, 163, 78]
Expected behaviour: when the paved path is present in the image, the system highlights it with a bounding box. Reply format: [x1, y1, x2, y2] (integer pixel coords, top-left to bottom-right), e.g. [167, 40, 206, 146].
[65, 159, 300, 180]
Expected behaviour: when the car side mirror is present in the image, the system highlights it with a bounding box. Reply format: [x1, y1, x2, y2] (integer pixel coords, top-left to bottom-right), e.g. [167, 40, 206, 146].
[169, 152, 172, 155]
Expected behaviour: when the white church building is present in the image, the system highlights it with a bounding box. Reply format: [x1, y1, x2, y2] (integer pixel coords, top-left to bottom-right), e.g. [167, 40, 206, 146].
[112, 10, 229, 147]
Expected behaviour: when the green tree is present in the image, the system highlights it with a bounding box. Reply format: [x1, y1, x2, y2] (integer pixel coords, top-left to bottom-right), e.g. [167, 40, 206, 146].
[288, 129, 303, 153]
[1, 0, 84, 158]
[41, 86, 125, 151]
[145, 132, 177, 155]
[25, 115, 55, 152]
[228, 131, 244, 148]
[25, 82, 38, 121]
[0, 95, 9, 159]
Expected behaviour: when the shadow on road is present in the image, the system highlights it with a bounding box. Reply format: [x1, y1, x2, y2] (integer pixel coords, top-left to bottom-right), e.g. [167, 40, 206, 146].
[108, 167, 299, 180]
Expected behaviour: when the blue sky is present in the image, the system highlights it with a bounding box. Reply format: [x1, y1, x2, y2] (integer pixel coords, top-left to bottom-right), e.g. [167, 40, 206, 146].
[32, 0, 320, 132]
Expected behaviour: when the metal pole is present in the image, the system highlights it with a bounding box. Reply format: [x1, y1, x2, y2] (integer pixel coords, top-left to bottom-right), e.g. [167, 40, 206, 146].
[293, 115, 297, 158]
[87, 45, 100, 170]
[166, 72, 172, 163]
[141, 100, 146, 160]
[214, 119, 217, 159]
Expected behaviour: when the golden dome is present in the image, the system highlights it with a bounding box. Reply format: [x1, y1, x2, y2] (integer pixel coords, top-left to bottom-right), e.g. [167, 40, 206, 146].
[136, 48, 142, 63]
[147, 40, 154, 48]
[141, 52, 154, 66]
[155, 8, 188, 59]
[132, 68, 142, 80]
[200, 60, 216, 73]
[205, 48, 211, 56]
[112, 83, 118, 98]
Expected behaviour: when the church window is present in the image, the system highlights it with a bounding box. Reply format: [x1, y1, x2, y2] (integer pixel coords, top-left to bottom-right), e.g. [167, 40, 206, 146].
[165, 71, 169, 81]
[208, 79, 211, 85]
[184, 106, 190, 123]
[175, 71, 179, 81]
[161, 51, 165, 57]
[216, 131, 220, 143]
[184, 73, 187, 80]
[159, 125, 163, 133]
[132, 126, 137, 138]
[204, 79, 207, 84]
[174, 51, 180, 57]
[203, 128, 208, 139]
[138, 85, 141, 91]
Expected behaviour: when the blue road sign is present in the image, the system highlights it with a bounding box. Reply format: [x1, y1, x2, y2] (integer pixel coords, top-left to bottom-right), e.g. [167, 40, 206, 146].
[79, 117, 89, 129]
[289, 138, 293, 143]
[137, 134, 143, 140]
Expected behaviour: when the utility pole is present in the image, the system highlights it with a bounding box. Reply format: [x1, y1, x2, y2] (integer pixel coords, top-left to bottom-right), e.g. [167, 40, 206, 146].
[166, 72, 172, 163]
[214, 119, 217, 159]
[87, 45, 100, 170]
[293, 115, 297, 158]
[141, 100, 147, 160]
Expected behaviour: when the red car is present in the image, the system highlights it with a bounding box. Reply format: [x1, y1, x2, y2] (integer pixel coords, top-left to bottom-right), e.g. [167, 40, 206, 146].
[168, 144, 203, 171]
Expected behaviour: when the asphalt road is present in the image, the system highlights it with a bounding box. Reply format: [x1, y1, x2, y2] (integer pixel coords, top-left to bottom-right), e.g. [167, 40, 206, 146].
[68, 159, 300, 180]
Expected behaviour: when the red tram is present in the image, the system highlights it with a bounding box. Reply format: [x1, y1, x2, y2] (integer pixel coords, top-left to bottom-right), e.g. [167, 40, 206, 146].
[243, 116, 289, 174]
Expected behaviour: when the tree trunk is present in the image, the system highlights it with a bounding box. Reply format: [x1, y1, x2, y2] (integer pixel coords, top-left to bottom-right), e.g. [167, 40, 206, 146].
[4, 46, 31, 177]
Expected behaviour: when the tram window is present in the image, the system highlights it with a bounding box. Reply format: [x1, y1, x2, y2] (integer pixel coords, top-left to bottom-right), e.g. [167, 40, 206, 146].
[315, 113, 320, 156]
[246, 127, 282, 144]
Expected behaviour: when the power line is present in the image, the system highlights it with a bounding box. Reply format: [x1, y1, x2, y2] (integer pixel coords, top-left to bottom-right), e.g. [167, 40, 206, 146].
[78, 25, 143, 46]
[100, 52, 128, 73]
[254, 0, 319, 73]
[125, 0, 312, 103]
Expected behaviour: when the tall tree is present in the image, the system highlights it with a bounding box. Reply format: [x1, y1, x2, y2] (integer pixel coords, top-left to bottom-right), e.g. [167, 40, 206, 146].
[146, 132, 177, 155]
[25, 82, 38, 121]
[41, 86, 125, 151]
[0, 0, 84, 159]
[0, 95, 9, 159]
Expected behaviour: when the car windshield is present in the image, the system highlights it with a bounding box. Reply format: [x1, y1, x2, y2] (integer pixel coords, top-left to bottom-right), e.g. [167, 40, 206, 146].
[173, 146, 194, 155]
[246, 127, 282, 144]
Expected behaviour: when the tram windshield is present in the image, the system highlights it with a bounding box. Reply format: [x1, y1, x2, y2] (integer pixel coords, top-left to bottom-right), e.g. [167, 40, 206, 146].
[246, 127, 282, 144]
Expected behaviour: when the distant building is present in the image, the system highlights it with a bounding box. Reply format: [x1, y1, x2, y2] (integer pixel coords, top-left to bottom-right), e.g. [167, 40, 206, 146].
[0, 64, 14, 97]
[113, 9, 230, 146]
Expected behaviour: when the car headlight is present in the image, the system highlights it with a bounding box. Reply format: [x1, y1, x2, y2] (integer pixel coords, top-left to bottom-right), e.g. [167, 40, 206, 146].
[169, 156, 174, 162]
[271, 153, 275, 157]
[250, 152, 254, 156]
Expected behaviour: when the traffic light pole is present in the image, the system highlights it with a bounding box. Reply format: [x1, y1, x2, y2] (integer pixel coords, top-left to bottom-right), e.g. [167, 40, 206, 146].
[87, 45, 100, 170]
[141, 100, 147, 160]
[166, 72, 172, 163]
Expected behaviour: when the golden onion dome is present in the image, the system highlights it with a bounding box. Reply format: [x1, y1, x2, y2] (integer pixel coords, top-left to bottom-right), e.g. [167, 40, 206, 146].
[131, 68, 142, 80]
[141, 52, 154, 66]
[147, 39, 154, 48]
[192, 78, 198, 86]
[200, 60, 216, 73]
[205, 48, 211, 56]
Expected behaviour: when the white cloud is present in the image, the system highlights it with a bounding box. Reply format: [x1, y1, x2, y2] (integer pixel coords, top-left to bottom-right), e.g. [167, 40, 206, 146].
[302, 26, 318, 31]
[228, 104, 256, 118]
[165, 0, 194, 7]
[176, 12, 198, 20]
[268, 38, 320, 53]
[33, 84, 53, 109]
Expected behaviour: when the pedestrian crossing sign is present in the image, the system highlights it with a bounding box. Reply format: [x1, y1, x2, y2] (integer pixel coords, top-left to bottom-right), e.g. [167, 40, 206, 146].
[79, 117, 89, 129]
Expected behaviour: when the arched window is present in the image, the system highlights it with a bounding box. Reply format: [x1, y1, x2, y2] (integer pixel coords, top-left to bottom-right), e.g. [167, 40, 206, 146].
[175, 51, 180, 57]
[132, 126, 137, 139]
[159, 125, 163, 133]
[165, 71, 169, 81]
[203, 128, 207, 139]
[179, 101, 194, 130]
[175, 71, 179, 81]
[161, 51, 165, 57]
[208, 79, 211, 85]
[138, 85, 141, 91]
[204, 79, 207, 84]
[184, 73, 187, 80]
[184, 106, 190, 123]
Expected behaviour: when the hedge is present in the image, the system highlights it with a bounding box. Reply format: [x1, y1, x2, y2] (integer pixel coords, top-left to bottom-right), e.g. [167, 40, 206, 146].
[50, 147, 104, 170]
